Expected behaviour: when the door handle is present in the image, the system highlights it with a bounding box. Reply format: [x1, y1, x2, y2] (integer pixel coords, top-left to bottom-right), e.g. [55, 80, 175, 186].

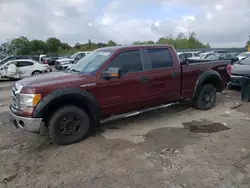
[172, 72, 178, 78]
[140, 76, 149, 83]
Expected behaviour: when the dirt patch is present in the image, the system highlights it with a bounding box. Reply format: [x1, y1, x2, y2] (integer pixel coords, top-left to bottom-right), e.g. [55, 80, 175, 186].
[183, 120, 230, 133]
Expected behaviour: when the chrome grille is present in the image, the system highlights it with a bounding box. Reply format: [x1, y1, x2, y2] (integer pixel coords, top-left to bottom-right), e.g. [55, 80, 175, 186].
[11, 86, 20, 109]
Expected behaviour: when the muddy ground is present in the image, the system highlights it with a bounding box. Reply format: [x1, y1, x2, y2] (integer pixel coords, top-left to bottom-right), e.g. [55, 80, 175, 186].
[0, 82, 250, 188]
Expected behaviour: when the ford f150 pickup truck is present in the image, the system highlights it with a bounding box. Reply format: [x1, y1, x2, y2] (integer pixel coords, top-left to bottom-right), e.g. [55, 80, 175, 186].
[10, 45, 230, 145]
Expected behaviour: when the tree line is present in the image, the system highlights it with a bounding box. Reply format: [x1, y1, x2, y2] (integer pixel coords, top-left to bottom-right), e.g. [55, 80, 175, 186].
[0, 31, 248, 56]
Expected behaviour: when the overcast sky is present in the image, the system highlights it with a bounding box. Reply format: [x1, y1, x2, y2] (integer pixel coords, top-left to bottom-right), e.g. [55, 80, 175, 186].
[0, 0, 249, 47]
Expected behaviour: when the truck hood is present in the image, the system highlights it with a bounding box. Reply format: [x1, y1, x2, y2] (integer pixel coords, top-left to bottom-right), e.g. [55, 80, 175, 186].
[16, 72, 96, 93]
[231, 64, 250, 75]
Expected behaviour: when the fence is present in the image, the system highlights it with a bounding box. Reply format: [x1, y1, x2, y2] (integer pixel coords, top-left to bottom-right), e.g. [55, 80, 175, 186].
[176, 48, 247, 53]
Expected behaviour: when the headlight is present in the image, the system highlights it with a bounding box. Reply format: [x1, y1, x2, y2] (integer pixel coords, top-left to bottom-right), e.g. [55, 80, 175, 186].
[20, 94, 41, 110]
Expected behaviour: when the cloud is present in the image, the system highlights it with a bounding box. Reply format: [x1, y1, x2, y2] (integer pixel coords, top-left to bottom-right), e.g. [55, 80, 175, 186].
[0, 0, 249, 47]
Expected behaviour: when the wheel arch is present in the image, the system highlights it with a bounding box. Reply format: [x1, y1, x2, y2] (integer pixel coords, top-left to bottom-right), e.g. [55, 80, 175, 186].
[33, 88, 101, 126]
[192, 70, 222, 99]
[31, 70, 42, 75]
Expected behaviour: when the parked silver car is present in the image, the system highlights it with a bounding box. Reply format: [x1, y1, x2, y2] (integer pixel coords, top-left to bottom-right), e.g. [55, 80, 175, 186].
[229, 57, 250, 86]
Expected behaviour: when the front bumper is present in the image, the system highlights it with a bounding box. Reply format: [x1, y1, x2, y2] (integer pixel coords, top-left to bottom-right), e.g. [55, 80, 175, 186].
[10, 111, 42, 133]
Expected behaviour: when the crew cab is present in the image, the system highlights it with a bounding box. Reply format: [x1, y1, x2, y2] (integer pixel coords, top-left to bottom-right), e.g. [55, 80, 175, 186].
[10, 45, 230, 145]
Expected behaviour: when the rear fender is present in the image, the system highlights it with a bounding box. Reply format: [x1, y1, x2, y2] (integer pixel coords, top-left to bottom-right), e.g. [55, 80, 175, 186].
[192, 70, 222, 99]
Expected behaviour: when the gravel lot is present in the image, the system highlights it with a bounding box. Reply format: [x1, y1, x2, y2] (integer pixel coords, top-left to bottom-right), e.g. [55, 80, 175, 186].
[0, 82, 250, 188]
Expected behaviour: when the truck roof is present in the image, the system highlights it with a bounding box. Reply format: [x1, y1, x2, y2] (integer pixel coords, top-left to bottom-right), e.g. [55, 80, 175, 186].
[97, 44, 173, 52]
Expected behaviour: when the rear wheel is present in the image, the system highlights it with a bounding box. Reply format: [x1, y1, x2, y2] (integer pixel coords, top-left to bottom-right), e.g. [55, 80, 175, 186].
[32, 70, 41, 76]
[48, 106, 90, 145]
[194, 84, 216, 110]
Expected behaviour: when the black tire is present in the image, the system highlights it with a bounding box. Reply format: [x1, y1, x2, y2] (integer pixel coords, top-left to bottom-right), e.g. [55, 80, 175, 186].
[48, 106, 90, 145]
[194, 84, 216, 110]
[32, 70, 42, 76]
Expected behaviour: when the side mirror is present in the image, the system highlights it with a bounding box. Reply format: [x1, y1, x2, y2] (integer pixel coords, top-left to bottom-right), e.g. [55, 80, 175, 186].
[102, 67, 121, 79]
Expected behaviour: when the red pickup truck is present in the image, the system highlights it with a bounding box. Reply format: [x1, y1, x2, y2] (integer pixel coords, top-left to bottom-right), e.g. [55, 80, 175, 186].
[10, 45, 230, 145]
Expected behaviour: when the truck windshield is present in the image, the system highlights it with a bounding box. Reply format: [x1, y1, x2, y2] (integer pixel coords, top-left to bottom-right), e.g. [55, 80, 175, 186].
[68, 50, 113, 74]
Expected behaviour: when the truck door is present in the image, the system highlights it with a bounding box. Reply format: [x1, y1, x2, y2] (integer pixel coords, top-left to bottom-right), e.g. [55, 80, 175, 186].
[96, 49, 152, 116]
[144, 48, 181, 104]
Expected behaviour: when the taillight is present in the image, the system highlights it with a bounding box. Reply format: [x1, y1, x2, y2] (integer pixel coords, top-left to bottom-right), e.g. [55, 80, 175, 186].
[227, 65, 232, 75]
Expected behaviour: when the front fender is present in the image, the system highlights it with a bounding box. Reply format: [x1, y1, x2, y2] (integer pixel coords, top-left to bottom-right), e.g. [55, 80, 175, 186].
[33, 88, 101, 121]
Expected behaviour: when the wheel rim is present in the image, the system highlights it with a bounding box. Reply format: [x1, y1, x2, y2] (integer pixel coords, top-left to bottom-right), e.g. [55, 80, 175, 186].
[202, 91, 214, 105]
[57, 114, 83, 136]
[33, 72, 40, 75]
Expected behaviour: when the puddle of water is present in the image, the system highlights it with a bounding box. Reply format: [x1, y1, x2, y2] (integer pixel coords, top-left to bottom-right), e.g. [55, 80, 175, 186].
[182, 120, 230, 133]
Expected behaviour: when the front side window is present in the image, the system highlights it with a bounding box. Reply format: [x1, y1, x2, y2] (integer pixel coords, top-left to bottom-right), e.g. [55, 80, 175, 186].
[147, 48, 173, 69]
[17, 61, 33, 67]
[105, 50, 143, 75]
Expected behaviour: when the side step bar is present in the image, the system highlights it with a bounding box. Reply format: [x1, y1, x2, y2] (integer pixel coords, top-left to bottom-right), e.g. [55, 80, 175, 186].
[100, 102, 179, 124]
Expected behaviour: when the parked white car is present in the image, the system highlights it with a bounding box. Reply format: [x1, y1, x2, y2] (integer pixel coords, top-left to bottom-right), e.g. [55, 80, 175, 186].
[177, 52, 200, 59]
[0, 59, 51, 80]
[55, 51, 90, 70]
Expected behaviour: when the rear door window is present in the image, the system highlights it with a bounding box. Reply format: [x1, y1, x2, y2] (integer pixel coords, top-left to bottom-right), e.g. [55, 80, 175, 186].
[17, 61, 34, 67]
[105, 50, 143, 75]
[147, 48, 173, 69]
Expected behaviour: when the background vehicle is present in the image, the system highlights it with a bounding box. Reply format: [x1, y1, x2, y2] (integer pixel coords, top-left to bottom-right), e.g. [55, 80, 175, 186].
[188, 53, 238, 65]
[177, 52, 200, 60]
[228, 57, 250, 86]
[10, 45, 230, 145]
[0, 55, 32, 65]
[55, 51, 90, 69]
[0, 54, 47, 65]
[0, 59, 51, 79]
[236, 52, 250, 61]
[45, 56, 59, 65]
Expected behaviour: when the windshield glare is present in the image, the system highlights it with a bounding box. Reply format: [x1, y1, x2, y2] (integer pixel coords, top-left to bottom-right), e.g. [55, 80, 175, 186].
[69, 50, 113, 74]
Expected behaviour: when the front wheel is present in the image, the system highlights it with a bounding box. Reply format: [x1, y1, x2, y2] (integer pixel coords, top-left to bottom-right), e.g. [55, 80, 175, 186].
[48, 106, 90, 145]
[194, 84, 216, 110]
